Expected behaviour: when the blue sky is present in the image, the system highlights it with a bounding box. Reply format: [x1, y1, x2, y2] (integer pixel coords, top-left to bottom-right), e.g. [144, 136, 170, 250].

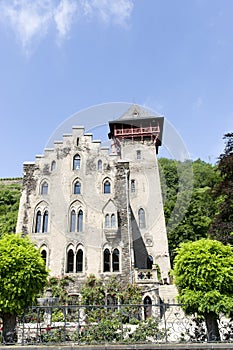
[0, 0, 232, 178]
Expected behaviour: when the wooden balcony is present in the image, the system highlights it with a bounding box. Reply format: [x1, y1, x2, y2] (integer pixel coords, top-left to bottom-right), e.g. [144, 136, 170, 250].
[114, 126, 160, 137]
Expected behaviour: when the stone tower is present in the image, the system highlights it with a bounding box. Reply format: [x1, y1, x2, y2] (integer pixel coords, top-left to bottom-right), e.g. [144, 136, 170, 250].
[17, 104, 171, 300]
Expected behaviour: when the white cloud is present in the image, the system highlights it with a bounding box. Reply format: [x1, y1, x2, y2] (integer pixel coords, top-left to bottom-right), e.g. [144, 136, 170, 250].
[54, 0, 78, 44]
[80, 0, 134, 27]
[0, 0, 53, 55]
[0, 0, 133, 55]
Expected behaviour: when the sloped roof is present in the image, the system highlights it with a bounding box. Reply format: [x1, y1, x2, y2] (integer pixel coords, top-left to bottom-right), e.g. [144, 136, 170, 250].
[108, 104, 164, 145]
[118, 104, 161, 120]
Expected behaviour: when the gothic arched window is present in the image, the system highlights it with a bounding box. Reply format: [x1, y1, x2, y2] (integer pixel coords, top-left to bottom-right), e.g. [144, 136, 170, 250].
[131, 179, 135, 193]
[41, 182, 48, 195]
[104, 180, 111, 194]
[70, 210, 76, 232]
[51, 161, 56, 171]
[41, 250, 47, 265]
[76, 249, 83, 272]
[112, 248, 119, 272]
[73, 154, 81, 170]
[105, 214, 110, 228]
[35, 211, 42, 233]
[77, 210, 83, 232]
[42, 211, 49, 233]
[103, 249, 110, 272]
[74, 181, 81, 194]
[111, 214, 116, 227]
[67, 249, 74, 273]
[138, 208, 146, 228]
[98, 160, 102, 171]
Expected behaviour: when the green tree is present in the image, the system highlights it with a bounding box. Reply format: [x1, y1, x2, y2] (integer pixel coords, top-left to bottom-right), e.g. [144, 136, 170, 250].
[0, 183, 21, 236]
[159, 158, 220, 264]
[0, 234, 48, 343]
[173, 239, 233, 341]
[209, 132, 233, 244]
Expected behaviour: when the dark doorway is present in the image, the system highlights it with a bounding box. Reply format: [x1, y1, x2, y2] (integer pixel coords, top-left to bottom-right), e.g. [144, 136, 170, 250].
[144, 296, 152, 320]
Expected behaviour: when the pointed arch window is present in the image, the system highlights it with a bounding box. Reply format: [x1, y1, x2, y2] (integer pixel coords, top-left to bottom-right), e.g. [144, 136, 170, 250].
[73, 154, 81, 170]
[105, 214, 110, 228]
[67, 249, 74, 273]
[131, 179, 135, 193]
[104, 249, 110, 272]
[70, 210, 76, 232]
[76, 249, 83, 272]
[35, 211, 42, 233]
[138, 208, 146, 228]
[42, 211, 49, 233]
[51, 161, 56, 171]
[41, 182, 48, 195]
[74, 181, 81, 194]
[104, 180, 111, 194]
[144, 296, 152, 320]
[41, 250, 47, 265]
[112, 248, 119, 272]
[77, 210, 83, 232]
[111, 214, 116, 227]
[98, 160, 102, 171]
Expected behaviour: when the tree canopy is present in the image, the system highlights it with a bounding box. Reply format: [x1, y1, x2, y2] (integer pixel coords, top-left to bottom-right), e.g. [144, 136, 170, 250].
[209, 132, 233, 244]
[159, 158, 220, 263]
[0, 233, 48, 314]
[173, 238, 233, 340]
[0, 182, 21, 236]
[0, 233, 48, 343]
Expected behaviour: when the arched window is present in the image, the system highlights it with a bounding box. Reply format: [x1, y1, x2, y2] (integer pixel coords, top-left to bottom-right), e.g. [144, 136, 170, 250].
[41, 182, 48, 195]
[111, 214, 116, 227]
[104, 180, 111, 194]
[67, 249, 74, 273]
[77, 210, 83, 232]
[131, 179, 135, 193]
[144, 296, 152, 320]
[42, 211, 49, 233]
[137, 150, 141, 160]
[112, 248, 119, 272]
[76, 249, 83, 272]
[73, 154, 81, 170]
[105, 214, 110, 228]
[74, 181, 81, 194]
[70, 210, 76, 232]
[35, 211, 42, 233]
[138, 208, 146, 228]
[98, 160, 102, 171]
[147, 255, 153, 269]
[104, 249, 110, 272]
[51, 161, 56, 171]
[41, 250, 47, 265]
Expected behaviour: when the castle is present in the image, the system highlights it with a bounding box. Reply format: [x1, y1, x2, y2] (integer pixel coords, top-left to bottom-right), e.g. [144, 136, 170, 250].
[16, 105, 172, 304]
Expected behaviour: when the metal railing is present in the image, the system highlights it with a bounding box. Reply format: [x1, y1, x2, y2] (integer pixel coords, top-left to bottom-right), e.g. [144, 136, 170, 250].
[1, 303, 233, 345]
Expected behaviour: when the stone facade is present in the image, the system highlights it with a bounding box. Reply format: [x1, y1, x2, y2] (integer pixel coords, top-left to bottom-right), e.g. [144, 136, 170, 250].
[17, 105, 171, 301]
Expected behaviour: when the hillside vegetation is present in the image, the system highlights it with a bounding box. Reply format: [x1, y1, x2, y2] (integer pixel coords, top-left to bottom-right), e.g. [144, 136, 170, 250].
[0, 181, 21, 236]
[159, 158, 221, 263]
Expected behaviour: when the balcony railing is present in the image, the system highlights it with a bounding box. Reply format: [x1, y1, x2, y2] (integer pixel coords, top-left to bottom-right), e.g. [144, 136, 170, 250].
[134, 268, 159, 283]
[114, 126, 160, 137]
